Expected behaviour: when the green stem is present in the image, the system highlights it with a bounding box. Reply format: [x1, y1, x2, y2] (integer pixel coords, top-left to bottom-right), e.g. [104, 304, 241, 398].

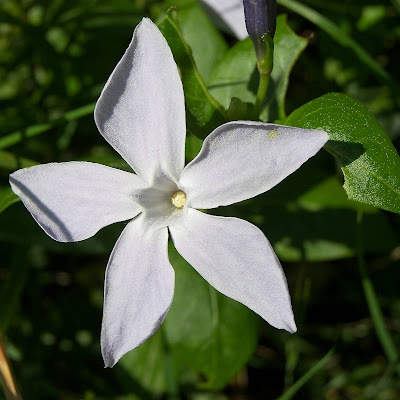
[356, 211, 398, 365]
[252, 72, 270, 120]
[0, 103, 95, 150]
[277, 349, 334, 400]
[277, 0, 400, 105]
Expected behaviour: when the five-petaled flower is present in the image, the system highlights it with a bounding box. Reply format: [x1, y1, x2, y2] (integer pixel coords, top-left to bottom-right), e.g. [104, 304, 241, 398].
[9, 18, 328, 367]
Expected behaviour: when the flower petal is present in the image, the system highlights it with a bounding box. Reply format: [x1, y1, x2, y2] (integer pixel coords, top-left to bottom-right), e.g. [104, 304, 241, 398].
[9, 162, 147, 242]
[199, 0, 248, 40]
[170, 209, 296, 333]
[101, 216, 174, 367]
[180, 122, 328, 209]
[94, 18, 186, 184]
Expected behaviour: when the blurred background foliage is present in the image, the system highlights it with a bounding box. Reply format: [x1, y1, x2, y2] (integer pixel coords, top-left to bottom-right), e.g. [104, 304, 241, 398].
[0, 0, 400, 399]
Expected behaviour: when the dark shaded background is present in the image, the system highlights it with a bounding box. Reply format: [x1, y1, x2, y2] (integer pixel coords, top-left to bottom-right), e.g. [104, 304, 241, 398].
[0, 0, 399, 399]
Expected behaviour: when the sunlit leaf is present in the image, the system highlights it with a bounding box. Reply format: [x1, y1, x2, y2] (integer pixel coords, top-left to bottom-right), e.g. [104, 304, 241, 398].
[119, 330, 168, 395]
[173, 1, 228, 80]
[165, 244, 259, 389]
[208, 15, 307, 121]
[285, 93, 400, 213]
[158, 8, 226, 138]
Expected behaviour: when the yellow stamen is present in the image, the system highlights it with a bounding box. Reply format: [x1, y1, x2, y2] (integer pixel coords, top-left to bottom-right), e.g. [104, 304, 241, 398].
[268, 129, 279, 139]
[171, 191, 186, 209]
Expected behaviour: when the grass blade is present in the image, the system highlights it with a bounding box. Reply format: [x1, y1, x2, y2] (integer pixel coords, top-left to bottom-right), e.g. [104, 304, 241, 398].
[277, 0, 400, 103]
[0, 103, 95, 150]
[276, 349, 333, 400]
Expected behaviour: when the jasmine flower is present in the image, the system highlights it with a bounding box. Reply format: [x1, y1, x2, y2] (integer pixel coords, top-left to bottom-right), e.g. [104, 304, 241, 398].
[10, 19, 328, 367]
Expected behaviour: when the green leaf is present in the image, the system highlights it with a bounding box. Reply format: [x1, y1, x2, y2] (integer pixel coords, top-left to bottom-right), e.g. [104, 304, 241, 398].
[222, 159, 397, 262]
[117, 243, 260, 392]
[119, 330, 169, 396]
[165, 244, 259, 389]
[297, 176, 374, 212]
[208, 15, 307, 121]
[158, 8, 226, 139]
[285, 93, 400, 213]
[208, 38, 256, 109]
[175, 2, 228, 81]
[0, 186, 19, 213]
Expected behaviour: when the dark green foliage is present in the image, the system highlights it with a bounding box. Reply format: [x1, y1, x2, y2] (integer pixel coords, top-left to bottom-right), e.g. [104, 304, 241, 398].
[1, 0, 400, 399]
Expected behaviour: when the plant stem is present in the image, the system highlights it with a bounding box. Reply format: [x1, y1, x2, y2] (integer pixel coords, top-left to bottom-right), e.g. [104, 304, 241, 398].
[277, 349, 333, 400]
[252, 72, 270, 120]
[0, 103, 95, 150]
[277, 0, 400, 106]
[356, 211, 398, 365]
[0, 332, 22, 400]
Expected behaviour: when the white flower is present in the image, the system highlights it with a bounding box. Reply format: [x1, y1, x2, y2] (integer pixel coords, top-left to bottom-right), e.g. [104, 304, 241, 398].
[9, 18, 328, 367]
[199, 0, 247, 39]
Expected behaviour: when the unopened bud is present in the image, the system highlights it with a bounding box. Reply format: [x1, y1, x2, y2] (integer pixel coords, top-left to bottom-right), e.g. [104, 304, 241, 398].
[243, 0, 276, 66]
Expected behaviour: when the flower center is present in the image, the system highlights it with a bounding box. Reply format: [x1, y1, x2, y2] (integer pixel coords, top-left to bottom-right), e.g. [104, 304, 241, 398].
[171, 191, 186, 209]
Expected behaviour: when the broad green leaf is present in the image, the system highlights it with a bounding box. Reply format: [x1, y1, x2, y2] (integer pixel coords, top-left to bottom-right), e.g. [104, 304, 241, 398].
[220, 159, 397, 261]
[297, 176, 374, 212]
[158, 9, 226, 138]
[208, 15, 307, 121]
[119, 330, 168, 395]
[0, 186, 19, 213]
[165, 244, 259, 389]
[173, 2, 228, 80]
[118, 243, 260, 392]
[209, 38, 256, 108]
[285, 93, 400, 213]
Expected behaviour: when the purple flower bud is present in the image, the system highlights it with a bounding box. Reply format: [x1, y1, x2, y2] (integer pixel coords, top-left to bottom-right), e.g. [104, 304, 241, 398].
[243, 0, 276, 60]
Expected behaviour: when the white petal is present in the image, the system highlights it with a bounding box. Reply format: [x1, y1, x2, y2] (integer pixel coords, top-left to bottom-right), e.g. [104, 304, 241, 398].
[94, 18, 186, 184]
[199, 0, 248, 39]
[170, 209, 296, 332]
[9, 162, 147, 242]
[101, 216, 174, 367]
[180, 122, 328, 209]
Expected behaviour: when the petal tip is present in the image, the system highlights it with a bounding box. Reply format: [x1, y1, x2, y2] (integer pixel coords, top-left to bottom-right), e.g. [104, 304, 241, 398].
[103, 358, 117, 368]
[317, 129, 330, 145]
[283, 315, 297, 334]
[272, 318, 297, 334]
[288, 323, 297, 334]
[136, 17, 160, 36]
[102, 347, 120, 368]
